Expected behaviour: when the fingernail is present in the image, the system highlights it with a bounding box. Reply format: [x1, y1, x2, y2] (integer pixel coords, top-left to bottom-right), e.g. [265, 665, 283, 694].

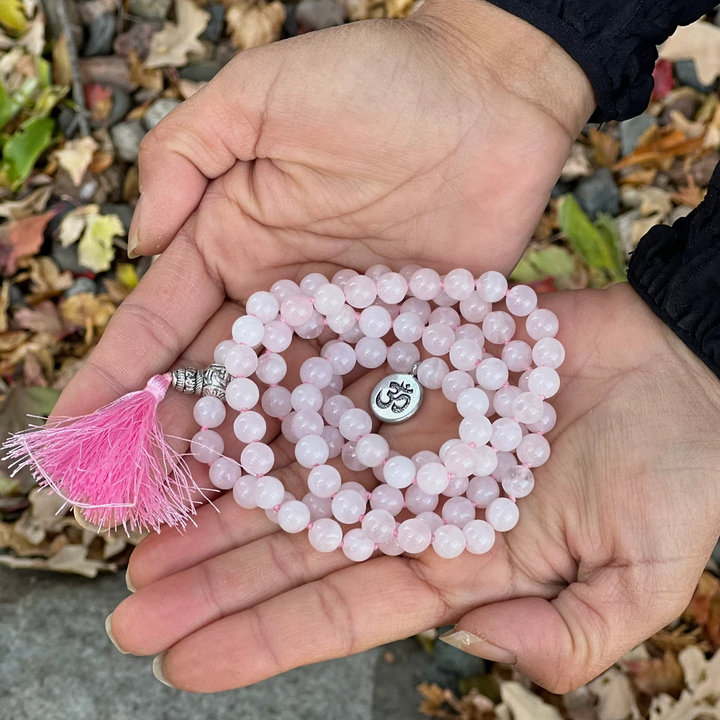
[439, 629, 517, 665]
[74, 506, 102, 533]
[153, 652, 174, 688]
[127, 196, 142, 258]
[105, 613, 129, 654]
[125, 568, 136, 593]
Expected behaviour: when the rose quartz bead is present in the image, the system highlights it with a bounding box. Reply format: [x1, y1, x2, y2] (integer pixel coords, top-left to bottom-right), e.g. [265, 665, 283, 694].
[443, 474, 470, 497]
[528, 366, 560, 398]
[234, 410, 266, 443]
[358, 305, 392, 340]
[252, 475, 284, 509]
[278, 500, 311, 533]
[341, 481, 369, 498]
[340, 324, 364, 343]
[492, 451, 517, 479]
[442, 268, 475, 300]
[391, 316, 422, 347]
[193, 395, 226, 429]
[266, 491, 296, 525]
[518, 369, 532, 392]
[416, 512, 444, 533]
[527, 402, 557, 434]
[422, 323, 455, 356]
[467, 476, 500, 508]
[400, 263, 422, 282]
[493, 386, 522, 419]
[482, 389, 496, 416]
[365, 263, 391, 281]
[383, 455, 416, 488]
[502, 465, 535, 498]
[296, 311, 324, 340]
[246, 290, 279, 323]
[309, 517, 343, 552]
[271, 279, 301, 302]
[397, 518, 432, 554]
[262, 320, 293, 353]
[256, 353, 286, 385]
[482, 311, 516, 345]
[341, 441, 367, 471]
[474, 445, 499, 477]
[213, 339, 235, 364]
[416, 462, 449, 495]
[442, 496, 476, 529]
[232, 315, 265, 347]
[463, 520, 495, 554]
[328, 374, 343, 393]
[322, 426, 343, 458]
[322, 341, 357, 375]
[355, 337, 387, 369]
[355, 434, 389, 468]
[409, 268, 442, 301]
[313, 283, 345, 316]
[209, 456, 241, 489]
[300, 272, 329, 296]
[292, 410, 324, 438]
[501, 340, 533, 372]
[224, 344, 259, 378]
[362, 509, 396, 543]
[432, 524, 466, 558]
[439, 439, 461, 461]
[476, 357, 508, 391]
[476, 271, 507, 302]
[232, 475, 258, 509]
[491, 418, 523, 451]
[308, 465, 342, 500]
[190, 429, 224, 464]
[295, 435, 329, 468]
[449, 339, 483, 372]
[486, 497, 520, 532]
[526, 308, 559, 340]
[339, 408, 373, 441]
[412, 450, 442, 468]
[332, 488, 366, 524]
[459, 292, 491, 323]
[326, 304, 357, 334]
[297, 357, 332, 389]
[517, 432, 551, 467]
[282, 412, 299, 444]
[342, 529, 375, 562]
[261, 386, 292, 418]
[401, 297, 432, 323]
[370, 484, 404, 515]
[344, 275, 377, 309]
[442, 371, 474, 403]
[456, 387, 490, 418]
[444, 443, 477, 478]
[532, 337, 565, 369]
[505, 284, 538, 317]
[387, 341, 420, 373]
[378, 528, 404, 556]
[291, 383, 323, 413]
[405, 484, 439, 513]
[429, 307, 461, 330]
[417, 358, 449, 389]
[454, 329, 483, 357]
[225, 377, 259, 412]
[322, 395, 353, 428]
[512, 392, 544, 424]
[433, 285, 456, 307]
[241, 442, 274, 475]
[332, 268, 358, 289]
[376, 272, 407, 304]
[303, 493, 333, 522]
[459, 414, 492, 446]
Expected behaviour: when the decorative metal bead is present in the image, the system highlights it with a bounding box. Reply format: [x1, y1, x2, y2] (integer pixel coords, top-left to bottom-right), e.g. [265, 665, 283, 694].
[171, 364, 229, 402]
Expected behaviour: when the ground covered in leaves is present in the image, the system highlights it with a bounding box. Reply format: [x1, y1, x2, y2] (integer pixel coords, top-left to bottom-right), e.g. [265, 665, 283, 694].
[0, 0, 719, 715]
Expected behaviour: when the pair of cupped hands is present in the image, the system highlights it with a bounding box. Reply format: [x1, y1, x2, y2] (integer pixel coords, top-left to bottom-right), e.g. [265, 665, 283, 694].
[56, 0, 720, 694]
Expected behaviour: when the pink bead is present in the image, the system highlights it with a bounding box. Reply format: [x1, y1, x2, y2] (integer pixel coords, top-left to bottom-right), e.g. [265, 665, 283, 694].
[308, 465, 342, 499]
[443, 268, 475, 300]
[416, 512, 443, 533]
[292, 410, 324, 438]
[442, 371, 474, 402]
[387, 341, 420, 373]
[439, 438, 461, 460]
[355, 433, 389, 467]
[502, 465, 535, 498]
[505, 284, 538, 317]
[296, 311, 324, 340]
[401, 297, 432, 323]
[370, 484, 404, 515]
[262, 321, 293, 352]
[422, 322, 455, 356]
[366, 263, 391, 281]
[332, 489, 366, 524]
[331, 268, 358, 289]
[358, 305, 392, 338]
[232, 315, 265, 347]
[486, 497, 520, 532]
[339, 408, 373, 441]
[326, 305, 357, 334]
[444, 443, 477, 478]
[375, 272, 407, 303]
[493, 386, 522, 418]
[224, 344, 259, 378]
[405, 484, 439, 513]
[308, 517, 343, 552]
[459, 414, 492, 445]
[433, 524, 466, 558]
[281, 412, 299, 443]
[271, 279, 301, 302]
[518, 369, 532, 392]
[442, 474, 469, 497]
[340, 324, 363, 343]
[409, 268, 442, 301]
[232, 475, 258, 509]
[252, 475, 284, 509]
[300, 272, 329, 296]
[355, 337, 387, 369]
[322, 395, 354, 428]
[341, 441, 367, 471]
[482, 311, 516, 345]
[190, 429, 224, 464]
[295, 435, 329, 468]
[344, 275, 377, 308]
[313, 283, 345, 316]
[246, 290, 279, 323]
[449, 338, 483, 372]
[517, 433, 551, 467]
[416, 462, 449, 495]
[303, 493, 334, 523]
[322, 425, 343, 458]
[193, 395, 226, 428]
[226, 377, 260, 411]
[234, 410, 267, 443]
[493, 451, 517, 480]
[528, 367, 560, 398]
[527, 402, 557, 434]
[397, 518, 432, 554]
[278, 500, 311, 533]
[476, 271, 507, 302]
[532, 337, 565, 368]
[328, 374, 343, 393]
[456, 387, 490, 418]
[208, 456, 241, 489]
[393, 312, 424, 343]
[417, 358, 449, 389]
[463, 520, 495, 554]
[400, 263, 422, 282]
[467, 476, 500, 508]
[261, 385, 292, 418]
[213, 339, 235, 364]
[512, 392, 544, 424]
[473, 445, 499, 477]
[482, 389, 496, 416]
[383, 455, 416, 488]
[342, 529, 375, 562]
[291, 383, 323, 412]
[241, 442, 274, 475]
[476, 358, 508, 391]
[491, 418, 523, 451]
[362, 509, 396, 543]
[459, 292, 491, 323]
[526, 308, 559, 340]
[455, 324, 485, 348]
[297, 357, 332, 390]
[433, 285, 456, 307]
[501, 340, 533, 372]
[412, 450, 441, 468]
[322, 341, 357, 375]
[256, 352, 287, 384]
[267, 491, 296, 524]
[341, 481, 368, 497]
[429, 307, 461, 329]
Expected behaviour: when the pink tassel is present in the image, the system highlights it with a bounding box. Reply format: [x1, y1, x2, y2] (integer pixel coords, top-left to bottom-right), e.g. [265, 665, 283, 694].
[3, 374, 204, 533]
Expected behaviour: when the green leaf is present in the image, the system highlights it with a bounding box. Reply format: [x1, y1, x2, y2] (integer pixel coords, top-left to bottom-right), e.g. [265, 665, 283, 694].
[557, 194, 626, 282]
[2, 115, 54, 188]
[0, 0, 27, 35]
[0, 77, 39, 130]
[78, 212, 125, 273]
[511, 245, 576, 283]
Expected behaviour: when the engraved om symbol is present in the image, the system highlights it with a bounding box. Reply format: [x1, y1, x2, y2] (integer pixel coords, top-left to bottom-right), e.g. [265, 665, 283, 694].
[376, 381, 414, 414]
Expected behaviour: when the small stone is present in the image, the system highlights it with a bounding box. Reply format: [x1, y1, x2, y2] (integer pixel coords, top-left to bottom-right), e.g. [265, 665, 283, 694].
[178, 61, 221, 82]
[127, 0, 172, 20]
[574, 168, 620, 218]
[674, 59, 716, 93]
[619, 113, 656, 156]
[52, 243, 84, 274]
[201, 4, 225, 42]
[110, 120, 146, 163]
[690, 151, 720, 187]
[550, 179, 574, 199]
[283, 3, 299, 36]
[106, 86, 131, 127]
[295, 0, 346, 29]
[84, 12, 116, 57]
[142, 97, 182, 130]
[66, 277, 99, 297]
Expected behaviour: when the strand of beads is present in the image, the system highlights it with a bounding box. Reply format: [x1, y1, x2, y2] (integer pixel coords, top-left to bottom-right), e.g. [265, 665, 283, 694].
[188, 266, 562, 563]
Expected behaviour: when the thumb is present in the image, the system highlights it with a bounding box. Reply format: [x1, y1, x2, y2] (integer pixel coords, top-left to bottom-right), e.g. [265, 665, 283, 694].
[439, 566, 689, 693]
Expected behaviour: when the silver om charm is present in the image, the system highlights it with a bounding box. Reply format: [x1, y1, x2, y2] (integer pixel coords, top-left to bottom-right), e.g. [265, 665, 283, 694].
[370, 365, 423, 424]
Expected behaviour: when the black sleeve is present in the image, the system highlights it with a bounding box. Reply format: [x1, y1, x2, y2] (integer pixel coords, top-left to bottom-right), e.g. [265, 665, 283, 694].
[627, 162, 720, 380]
[484, 0, 717, 121]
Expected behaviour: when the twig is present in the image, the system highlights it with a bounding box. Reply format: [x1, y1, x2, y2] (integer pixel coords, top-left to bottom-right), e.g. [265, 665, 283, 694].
[55, 0, 91, 138]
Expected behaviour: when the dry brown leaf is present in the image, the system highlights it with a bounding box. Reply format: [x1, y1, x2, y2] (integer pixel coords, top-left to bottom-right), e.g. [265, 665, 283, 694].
[671, 175, 705, 209]
[0, 209, 56, 276]
[128, 49, 163, 91]
[54, 137, 99, 186]
[620, 186, 673, 219]
[587, 668, 642, 720]
[0, 543, 117, 577]
[226, 0, 285, 50]
[625, 651, 685, 698]
[14, 300, 63, 336]
[659, 20, 720, 86]
[0, 185, 53, 221]
[651, 626, 711, 655]
[684, 571, 720, 649]
[145, 0, 210, 68]
[27, 256, 73, 296]
[52, 33, 72, 86]
[89, 150, 114, 175]
[0, 330, 27, 353]
[58, 204, 99, 247]
[177, 78, 206, 98]
[589, 128, 621, 167]
[0, 521, 57, 557]
[669, 110, 705, 140]
[61, 292, 115, 343]
[615, 127, 707, 169]
[560, 142, 593, 181]
[384, 0, 415, 18]
[618, 168, 658, 186]
[498, 682, 562, 720]
[0, 280, 9, 332]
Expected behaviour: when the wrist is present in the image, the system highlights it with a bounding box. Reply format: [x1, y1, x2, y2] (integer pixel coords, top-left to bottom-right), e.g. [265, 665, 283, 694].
[407, 0, 595, 138]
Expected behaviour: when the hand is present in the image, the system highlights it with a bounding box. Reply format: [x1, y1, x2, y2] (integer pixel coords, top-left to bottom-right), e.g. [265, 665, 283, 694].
[105, 284, 720, 693]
